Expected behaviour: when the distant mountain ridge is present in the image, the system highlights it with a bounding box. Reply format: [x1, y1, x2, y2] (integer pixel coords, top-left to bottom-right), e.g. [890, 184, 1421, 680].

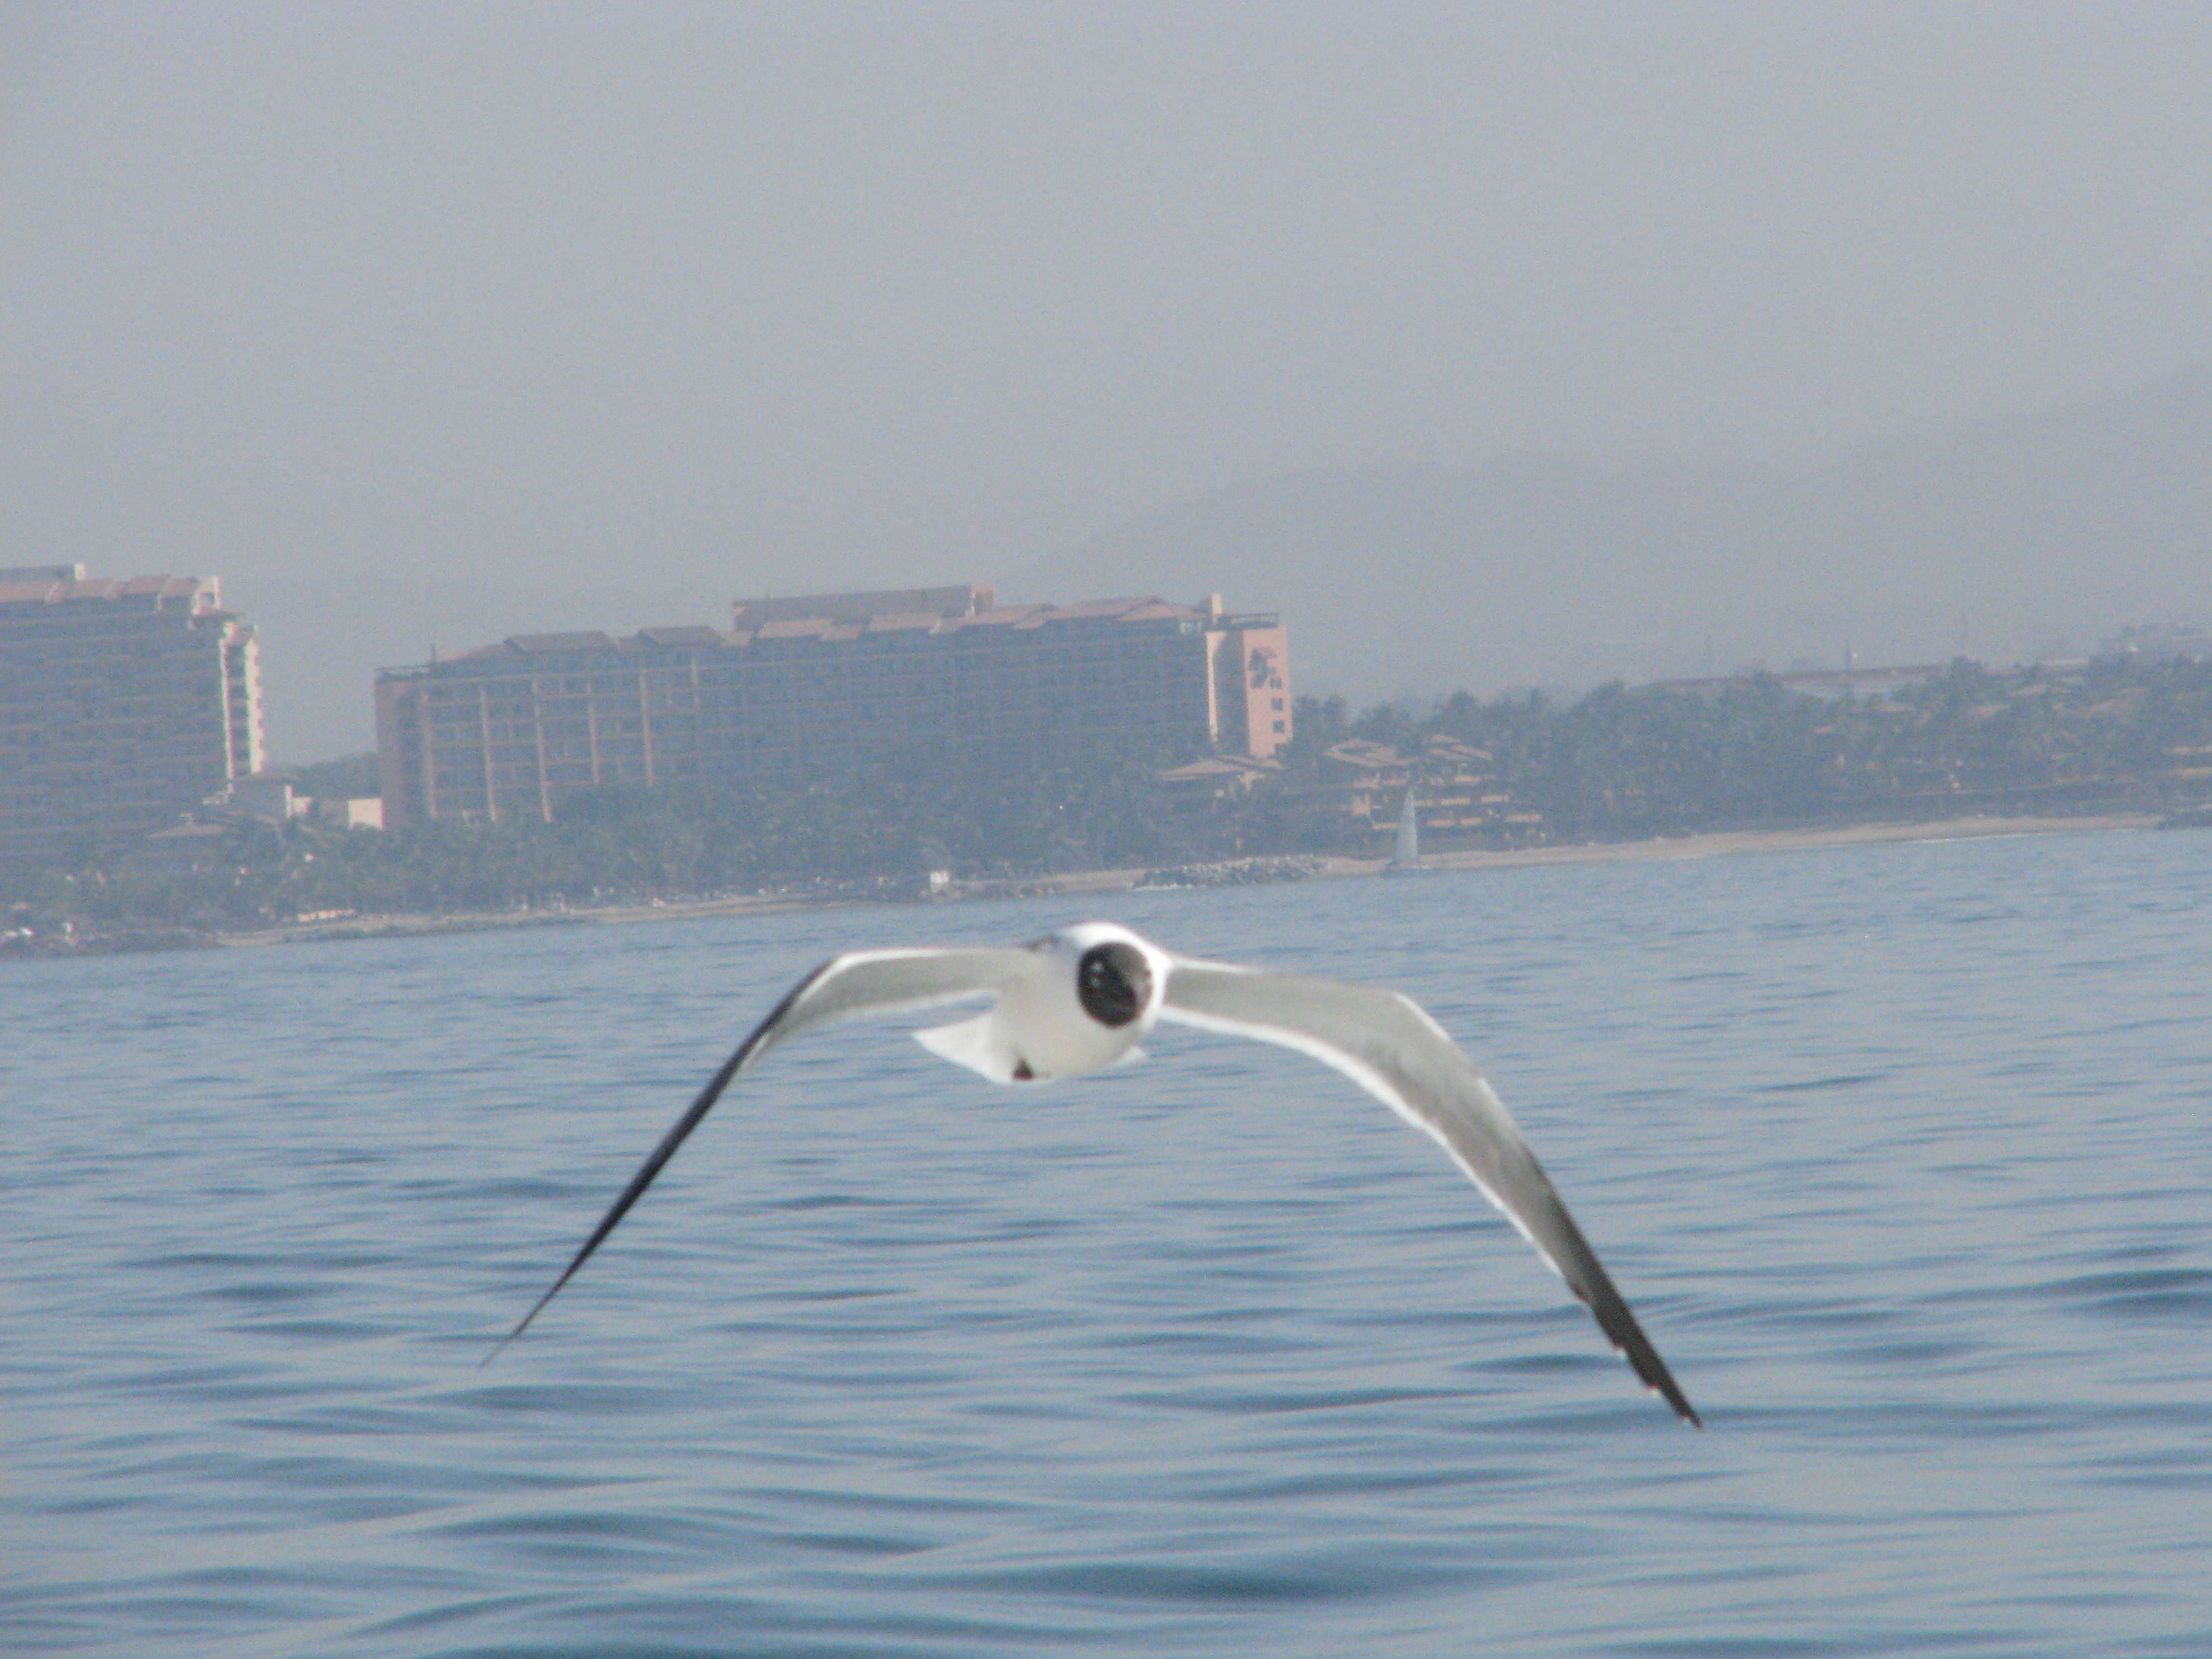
[1008, 368, 2212, 703]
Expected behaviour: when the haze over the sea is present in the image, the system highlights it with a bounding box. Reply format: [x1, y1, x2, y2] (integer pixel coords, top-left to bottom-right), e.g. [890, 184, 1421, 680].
[5, 4, 2209, 756]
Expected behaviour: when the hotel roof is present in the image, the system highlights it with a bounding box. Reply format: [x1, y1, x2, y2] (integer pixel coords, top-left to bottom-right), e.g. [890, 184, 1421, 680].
[392, 590, 1267, 678]
[506, 632, 618, 654]
[0, 573, 220, 609]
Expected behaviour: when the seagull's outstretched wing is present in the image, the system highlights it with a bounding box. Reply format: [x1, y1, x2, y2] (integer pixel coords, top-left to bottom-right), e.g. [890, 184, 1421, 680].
[1158, 956, 1699, 1425]
[487, 946, 1038, 1359]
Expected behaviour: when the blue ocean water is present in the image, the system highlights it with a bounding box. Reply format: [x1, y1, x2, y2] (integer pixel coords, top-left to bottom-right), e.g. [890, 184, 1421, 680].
[5, 828, 2211, 1658]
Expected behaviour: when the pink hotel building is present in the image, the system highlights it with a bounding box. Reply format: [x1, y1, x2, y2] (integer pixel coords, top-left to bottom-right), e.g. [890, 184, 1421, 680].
[374, 587, 1290, 828]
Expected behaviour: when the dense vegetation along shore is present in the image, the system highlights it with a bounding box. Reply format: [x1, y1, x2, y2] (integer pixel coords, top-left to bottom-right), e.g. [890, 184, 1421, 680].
[7, 653, 2211, 956]
[0, 811, 2162, 959]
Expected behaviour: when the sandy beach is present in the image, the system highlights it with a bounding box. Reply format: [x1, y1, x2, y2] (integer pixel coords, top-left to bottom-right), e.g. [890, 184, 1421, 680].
[194, 809, 2165, 951]
[1317, 810, 2167, 878]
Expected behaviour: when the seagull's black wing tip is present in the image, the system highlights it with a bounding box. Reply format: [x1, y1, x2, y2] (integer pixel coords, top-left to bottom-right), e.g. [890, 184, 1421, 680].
[1656, 1378, 1702, 1428]
[476, 1023, 780, 1366]
[1625, 1338, 1701, 1427]
[478, 1307, 543, 1369]
[478, 1278, 567, 1367]
[1607, 1328, 1700, 1427]
[1572, 1271, 1700, 1427]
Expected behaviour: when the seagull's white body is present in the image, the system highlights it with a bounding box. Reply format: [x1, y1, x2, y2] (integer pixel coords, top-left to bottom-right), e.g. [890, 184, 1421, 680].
[493, 920, 1700, 1425]
[913, 924, 1149, 1082]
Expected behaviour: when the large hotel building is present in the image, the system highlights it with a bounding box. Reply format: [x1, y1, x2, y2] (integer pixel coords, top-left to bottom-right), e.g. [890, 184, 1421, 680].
[375, 586, 1290, 828]
[0, 565, 265, 861]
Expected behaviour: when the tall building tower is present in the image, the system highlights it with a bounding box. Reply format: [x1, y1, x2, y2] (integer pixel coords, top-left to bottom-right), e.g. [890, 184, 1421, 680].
[0, 566, 265, 863]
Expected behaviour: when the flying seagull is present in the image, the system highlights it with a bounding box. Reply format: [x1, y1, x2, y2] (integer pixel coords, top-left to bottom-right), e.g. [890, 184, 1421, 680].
[490, 921, 1699, 1425]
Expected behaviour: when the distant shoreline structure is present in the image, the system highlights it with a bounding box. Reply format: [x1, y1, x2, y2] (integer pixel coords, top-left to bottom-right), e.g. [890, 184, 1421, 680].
[5, 810, 2155, 960]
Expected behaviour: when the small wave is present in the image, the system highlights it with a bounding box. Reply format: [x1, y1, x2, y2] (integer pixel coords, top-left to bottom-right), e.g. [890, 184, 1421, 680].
[1114, 1383, 1454, 1416]
[1756, 1072, 1882, 1093]
[905, 1548, 1488, 1607]
[2037, 1267, 2212, 1319]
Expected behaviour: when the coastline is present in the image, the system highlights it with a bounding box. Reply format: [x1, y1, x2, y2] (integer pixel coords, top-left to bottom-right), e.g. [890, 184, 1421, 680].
[227, 809, 2166, 950]
[1316, 810, 2167, 878]
[5, 811, 2168, 960]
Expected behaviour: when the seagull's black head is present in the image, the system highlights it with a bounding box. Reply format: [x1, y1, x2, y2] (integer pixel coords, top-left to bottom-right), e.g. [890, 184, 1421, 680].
[1076, 940, 1152, 1027]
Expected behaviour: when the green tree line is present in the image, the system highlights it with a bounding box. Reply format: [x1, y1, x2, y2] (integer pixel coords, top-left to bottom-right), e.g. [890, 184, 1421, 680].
[1275, 653, 2212, 842]
[5, 747, 1206, 934]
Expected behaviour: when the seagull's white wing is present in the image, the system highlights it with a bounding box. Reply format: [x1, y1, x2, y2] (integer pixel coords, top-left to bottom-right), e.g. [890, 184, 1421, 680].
[489, 945, 1038, 1357]
[1159, 956, 1699, 1425]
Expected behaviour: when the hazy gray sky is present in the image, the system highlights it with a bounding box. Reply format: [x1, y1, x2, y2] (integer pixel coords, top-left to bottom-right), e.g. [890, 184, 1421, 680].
[6, 3, 2212, 752]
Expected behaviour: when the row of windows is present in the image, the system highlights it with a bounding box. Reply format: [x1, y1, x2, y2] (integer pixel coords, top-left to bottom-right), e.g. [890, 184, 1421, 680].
[413, 691, 1204, 737]
[413, 663, 1209, 706]
[420, 703, 1203, 761]
[1, 777, 224, 802]
[418, 697, 1210, 765]
[0, 616, 222, 639]
[411, 638, 1205, 689]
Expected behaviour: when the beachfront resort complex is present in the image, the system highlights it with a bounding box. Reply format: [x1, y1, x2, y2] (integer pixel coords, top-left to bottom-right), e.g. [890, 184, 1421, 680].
[1, 575, 1294, 855]
[372, 586, 1292, 828]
